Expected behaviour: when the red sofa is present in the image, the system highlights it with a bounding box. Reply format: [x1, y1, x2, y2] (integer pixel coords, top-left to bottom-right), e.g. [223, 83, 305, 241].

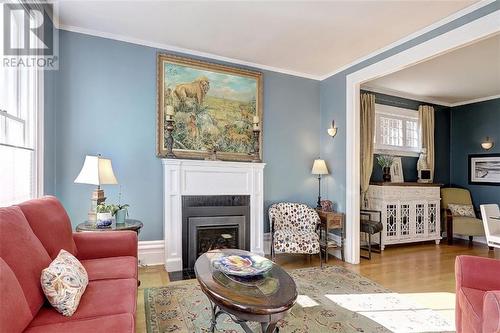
[455, 255, 500, 333]
[0, 196, 138, 333]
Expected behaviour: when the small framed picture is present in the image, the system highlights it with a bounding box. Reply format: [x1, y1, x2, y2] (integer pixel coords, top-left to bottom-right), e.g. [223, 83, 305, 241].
[391, 157, 404, 183]
[469, 154, 500, 186]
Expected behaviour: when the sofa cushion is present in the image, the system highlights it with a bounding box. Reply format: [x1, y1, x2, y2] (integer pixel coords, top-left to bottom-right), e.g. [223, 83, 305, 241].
[458, 287, 484, 332]
[29, 278, 137, 327]
[81, 256, 137, 281]
[41, 250, 89, 316]
[0, 258, 33, 333]
[17, 196, 77, 259]
[24, 313, 135, 333]
[453, 216, 485, 236]
[0, 206, 51, 316]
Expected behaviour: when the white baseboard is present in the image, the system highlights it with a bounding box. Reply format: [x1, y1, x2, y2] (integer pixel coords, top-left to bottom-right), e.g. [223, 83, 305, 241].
[138, 240, 164, 266]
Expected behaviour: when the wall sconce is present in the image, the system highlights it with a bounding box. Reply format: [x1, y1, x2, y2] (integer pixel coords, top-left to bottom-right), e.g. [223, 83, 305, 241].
[327, 120, 338, 138]
[481, 137, 494, 151]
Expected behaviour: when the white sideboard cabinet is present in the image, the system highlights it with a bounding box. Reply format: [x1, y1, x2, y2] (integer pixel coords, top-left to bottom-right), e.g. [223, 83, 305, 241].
[366, 183, 442, 250]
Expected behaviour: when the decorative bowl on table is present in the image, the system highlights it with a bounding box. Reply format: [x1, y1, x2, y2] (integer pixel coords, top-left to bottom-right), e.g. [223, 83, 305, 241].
[211, 253, 273, 277]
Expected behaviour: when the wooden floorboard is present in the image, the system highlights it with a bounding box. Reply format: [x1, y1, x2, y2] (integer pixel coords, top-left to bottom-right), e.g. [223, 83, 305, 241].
[136, 240, 499, 332]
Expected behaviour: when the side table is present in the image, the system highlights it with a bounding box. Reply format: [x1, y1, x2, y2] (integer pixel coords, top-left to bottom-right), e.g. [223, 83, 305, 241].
[76, 219, 143, 234]
[316, 210, 344, 262]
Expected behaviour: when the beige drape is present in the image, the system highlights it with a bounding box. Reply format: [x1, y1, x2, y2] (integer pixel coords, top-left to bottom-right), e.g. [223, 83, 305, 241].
[419, 105, 435, 182]
[360, 93, 375, 207]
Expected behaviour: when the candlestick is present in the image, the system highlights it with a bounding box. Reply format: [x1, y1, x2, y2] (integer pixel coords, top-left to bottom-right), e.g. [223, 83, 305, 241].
[165, 119, 176, 159]
[252, 128, 261, 163]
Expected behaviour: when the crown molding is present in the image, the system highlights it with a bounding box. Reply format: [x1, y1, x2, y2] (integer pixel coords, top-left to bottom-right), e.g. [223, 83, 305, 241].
[57, 24, 322, 81]
[361, 85, 452, 107]
[450, 93, 500, 107]
[317, 0, 496, 81]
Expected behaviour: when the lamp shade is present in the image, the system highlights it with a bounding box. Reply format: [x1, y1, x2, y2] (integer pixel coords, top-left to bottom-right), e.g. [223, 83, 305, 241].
[311, 159, 329, 175]
[74, 155, 118, 185]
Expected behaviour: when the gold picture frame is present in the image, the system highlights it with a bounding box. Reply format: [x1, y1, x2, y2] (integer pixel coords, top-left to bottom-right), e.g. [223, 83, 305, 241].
[156, 54, 263, 161]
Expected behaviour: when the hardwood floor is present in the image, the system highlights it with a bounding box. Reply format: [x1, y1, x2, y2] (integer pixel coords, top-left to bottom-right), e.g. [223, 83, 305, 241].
[136, 240, 499, 332]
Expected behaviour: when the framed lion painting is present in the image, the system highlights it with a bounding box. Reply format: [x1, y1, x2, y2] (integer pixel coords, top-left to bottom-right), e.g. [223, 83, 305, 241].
[156, 54, 263, 161]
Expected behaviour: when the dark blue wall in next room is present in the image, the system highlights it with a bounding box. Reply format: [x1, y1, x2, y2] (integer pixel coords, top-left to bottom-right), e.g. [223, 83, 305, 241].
[365, 91, 451, 185]
[450, 98, 500, 208]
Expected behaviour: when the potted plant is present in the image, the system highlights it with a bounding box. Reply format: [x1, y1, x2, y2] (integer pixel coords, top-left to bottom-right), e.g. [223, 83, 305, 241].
[96, 204, 114, 223]
[113, 188, 129, 224]
[113, 204, 129, 224]
[376, 155, 394, 182]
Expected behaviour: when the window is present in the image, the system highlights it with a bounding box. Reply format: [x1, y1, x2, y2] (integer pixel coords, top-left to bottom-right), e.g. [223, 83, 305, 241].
[0, 6, 43, 207]
[374, 104, 421, 156]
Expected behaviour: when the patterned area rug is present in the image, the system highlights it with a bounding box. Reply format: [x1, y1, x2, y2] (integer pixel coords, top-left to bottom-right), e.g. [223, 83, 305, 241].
[144, 266, 453, 333]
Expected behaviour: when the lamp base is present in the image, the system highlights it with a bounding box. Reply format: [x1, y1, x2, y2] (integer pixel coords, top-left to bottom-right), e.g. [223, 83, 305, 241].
[88, 187, 106, 222]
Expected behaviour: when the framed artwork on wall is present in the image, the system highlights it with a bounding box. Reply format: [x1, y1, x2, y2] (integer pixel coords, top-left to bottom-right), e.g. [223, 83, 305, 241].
[156, 54, 263, 161]
[391, 157, 404, 183]
[469, 154, 500, 186]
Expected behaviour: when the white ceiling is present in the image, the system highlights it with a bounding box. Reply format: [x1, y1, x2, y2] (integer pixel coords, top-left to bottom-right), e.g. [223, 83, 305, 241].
[363, 33, 500, 105]
[55, 0, 479, 79]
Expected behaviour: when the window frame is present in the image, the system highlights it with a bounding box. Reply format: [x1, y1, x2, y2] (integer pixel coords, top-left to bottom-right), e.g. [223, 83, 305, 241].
[0, 4, 44, 206]
[374, 103, 421, 157]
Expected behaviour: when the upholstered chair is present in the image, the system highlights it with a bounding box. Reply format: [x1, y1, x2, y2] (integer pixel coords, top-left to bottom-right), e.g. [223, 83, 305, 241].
[269, 203, 322, 266]
[480, 204, 500, 249]
[455, 255, 500, 333]
[441, 188, 485, 245]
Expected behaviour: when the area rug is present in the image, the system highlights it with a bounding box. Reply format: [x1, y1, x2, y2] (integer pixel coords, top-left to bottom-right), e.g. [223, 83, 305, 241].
[144, 266, 453, 333]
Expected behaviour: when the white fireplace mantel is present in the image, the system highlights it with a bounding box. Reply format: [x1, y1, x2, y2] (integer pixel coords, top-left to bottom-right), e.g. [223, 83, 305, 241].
[162, 158, 266, 272]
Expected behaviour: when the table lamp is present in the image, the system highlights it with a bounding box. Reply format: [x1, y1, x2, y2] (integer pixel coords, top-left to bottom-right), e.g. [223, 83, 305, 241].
[74, 155, 118, 221]
[311, 159, 329, 209]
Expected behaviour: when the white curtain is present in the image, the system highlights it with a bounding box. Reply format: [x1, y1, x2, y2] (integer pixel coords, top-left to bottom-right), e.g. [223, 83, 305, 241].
[360, 93, 375, 207]
[419, 105, 435, 182]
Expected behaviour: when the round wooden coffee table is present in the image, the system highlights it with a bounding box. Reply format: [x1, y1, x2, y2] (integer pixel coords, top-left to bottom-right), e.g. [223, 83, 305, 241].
[194, 249, 297, 333]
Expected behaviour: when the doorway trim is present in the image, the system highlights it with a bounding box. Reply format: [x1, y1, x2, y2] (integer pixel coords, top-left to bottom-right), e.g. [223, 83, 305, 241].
[344, 10, 500, 264]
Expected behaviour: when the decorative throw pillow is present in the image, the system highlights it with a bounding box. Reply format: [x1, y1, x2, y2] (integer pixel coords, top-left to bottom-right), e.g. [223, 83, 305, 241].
[448, 204, 476, 218]
[41, 249, 88, 316]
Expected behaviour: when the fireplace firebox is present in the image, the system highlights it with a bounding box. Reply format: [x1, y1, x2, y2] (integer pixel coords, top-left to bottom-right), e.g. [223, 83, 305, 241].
[182, 195, 250, 271]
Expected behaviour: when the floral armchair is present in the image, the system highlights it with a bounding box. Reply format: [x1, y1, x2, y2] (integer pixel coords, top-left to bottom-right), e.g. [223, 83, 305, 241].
[269, 203, 321, 266]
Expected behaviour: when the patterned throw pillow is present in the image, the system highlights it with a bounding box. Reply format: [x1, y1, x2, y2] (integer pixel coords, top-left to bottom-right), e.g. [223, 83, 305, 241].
[448, 204, 476, 218]
[41, 249, 88, 316]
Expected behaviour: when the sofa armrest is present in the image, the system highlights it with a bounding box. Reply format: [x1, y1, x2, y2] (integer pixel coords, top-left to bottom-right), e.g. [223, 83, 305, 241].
[483, 291, 500, 333]
[456, 256, 500, 292]
[73, 231, 138, 260]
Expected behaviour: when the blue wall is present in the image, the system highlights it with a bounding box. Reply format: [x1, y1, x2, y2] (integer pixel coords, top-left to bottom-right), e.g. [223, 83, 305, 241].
[365, 91, 451, 184]
[45, 30, 320, 241]
[450, 98, 500, 207]
[320, 1, 499, 213]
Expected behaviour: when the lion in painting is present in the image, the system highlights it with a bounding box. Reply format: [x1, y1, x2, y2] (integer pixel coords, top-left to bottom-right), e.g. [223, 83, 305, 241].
[173, 76, 210, 105]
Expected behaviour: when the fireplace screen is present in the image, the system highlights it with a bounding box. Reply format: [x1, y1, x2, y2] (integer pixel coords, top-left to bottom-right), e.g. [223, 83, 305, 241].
[196, 225, 239, 259]
[186, 215, 247, 269]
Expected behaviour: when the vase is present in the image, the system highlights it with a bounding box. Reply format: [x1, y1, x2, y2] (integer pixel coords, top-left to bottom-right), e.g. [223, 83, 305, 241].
[96, 212, 113, 222]
[115, 209, 127, 224]
[383, 167, 391, 182]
